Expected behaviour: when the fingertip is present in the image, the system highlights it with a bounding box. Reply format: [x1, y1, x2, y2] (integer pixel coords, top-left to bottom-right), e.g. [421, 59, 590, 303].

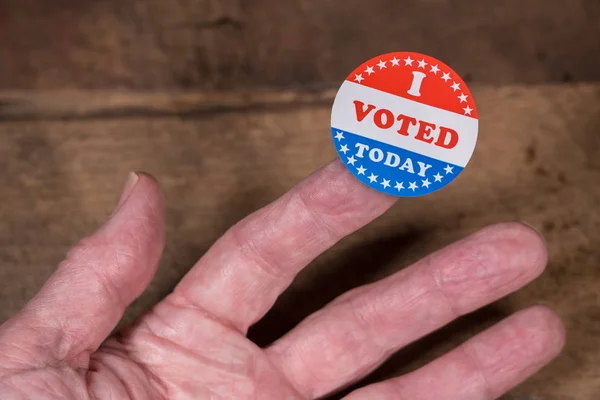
[111, 171, 163, 217]
[458, 305, 566, 399]
[134, 171, 161, 188]
[124, 170, 165, 242]
[101, 171, 166, 265]
[478, 222, 549, 279]
[132, 171, 164, 203]
[116, 172, 140, 208]
[117, 172, 164, 218]
[512, 222, 548, 269]
[519, 305, 566, 358]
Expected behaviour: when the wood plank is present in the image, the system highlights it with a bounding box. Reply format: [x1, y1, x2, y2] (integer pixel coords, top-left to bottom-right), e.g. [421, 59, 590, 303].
[1, 0, 599, 89]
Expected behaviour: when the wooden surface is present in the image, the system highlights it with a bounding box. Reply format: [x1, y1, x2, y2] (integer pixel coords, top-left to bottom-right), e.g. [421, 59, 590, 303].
[0, 84, 599, 399]
[1, 0, 600, 398]
[1, 0, 600, 89]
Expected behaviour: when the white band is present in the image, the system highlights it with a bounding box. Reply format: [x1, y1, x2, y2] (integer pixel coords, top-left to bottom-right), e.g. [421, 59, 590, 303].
[331, 81, 478, 167]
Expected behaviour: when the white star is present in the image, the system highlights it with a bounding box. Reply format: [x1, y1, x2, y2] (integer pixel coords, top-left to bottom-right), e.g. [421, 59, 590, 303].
[458, 93, 468, 103]
[365, 66, 375, 75]
[421, 178, 431, 188]
[339, 144, 349, 154]
[451, 81, 461, 92]
[441, 72, 451, 82]
[409, 182, 418, 191]
[390, 57, 401, 66]
[354, 73, 364, 83]
[368, 173, 378, 183]
[347, 155, 357, 165]
[334, 131, 345, 141]
[433, 173, 443, 182]
[430, 64, 440, 74]
[444, 165, 454, 174]
[404, 56, 414, 66]
[381, 179, 391, 189]
[377, 60, 387, 69]
[394, 182, 404, 191]
[357, 165, 367, 175]
[463, 105, 473, 115]
[418, 59, 428, 69]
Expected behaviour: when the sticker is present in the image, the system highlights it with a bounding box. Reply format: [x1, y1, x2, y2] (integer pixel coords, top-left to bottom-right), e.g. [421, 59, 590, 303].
[331, 52, 478, 197]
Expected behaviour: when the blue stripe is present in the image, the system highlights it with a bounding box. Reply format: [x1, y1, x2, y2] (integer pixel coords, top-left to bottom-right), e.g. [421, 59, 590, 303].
[331, 127, 464, 197]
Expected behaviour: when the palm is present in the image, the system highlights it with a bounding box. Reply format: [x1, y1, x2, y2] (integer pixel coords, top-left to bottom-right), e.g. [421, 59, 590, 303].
[0, 164, 563, 400]
[0, 324, 300, 399]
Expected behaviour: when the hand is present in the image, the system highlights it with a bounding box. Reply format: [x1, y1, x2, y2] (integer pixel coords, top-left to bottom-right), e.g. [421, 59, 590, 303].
[0, 161, 564, 399]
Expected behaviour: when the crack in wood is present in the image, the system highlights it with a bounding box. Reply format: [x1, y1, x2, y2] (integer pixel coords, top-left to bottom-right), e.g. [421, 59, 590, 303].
[192, 16, 245, 30]
[0, 89, 336, 122]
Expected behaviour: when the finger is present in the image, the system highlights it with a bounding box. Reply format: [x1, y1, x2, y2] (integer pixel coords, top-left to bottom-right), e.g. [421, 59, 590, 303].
[168, 160, 396, 332]
[266, 223, 548, 398]
[342, 306, 565, 400]
[0, 173, 165, 369]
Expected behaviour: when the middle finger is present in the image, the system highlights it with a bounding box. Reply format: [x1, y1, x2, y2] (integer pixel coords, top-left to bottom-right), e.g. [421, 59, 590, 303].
[265, 223, 547, 399]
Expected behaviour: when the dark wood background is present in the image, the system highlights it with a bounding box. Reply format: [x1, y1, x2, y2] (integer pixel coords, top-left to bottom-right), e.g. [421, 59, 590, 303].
[1, 1, 600, 399]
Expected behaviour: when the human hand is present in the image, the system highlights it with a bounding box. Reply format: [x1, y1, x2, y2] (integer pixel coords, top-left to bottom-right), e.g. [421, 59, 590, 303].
[0, 161, 564, 399]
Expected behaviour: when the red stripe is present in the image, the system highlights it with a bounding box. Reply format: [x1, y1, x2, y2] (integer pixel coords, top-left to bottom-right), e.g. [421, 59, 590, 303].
[344, 52, 478, 119]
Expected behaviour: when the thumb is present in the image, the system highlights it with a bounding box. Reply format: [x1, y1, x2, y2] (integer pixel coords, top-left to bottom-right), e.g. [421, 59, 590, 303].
[0, 172, 165, 370]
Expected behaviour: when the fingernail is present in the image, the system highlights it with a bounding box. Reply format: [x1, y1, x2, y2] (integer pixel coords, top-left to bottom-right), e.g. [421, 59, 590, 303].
[520, 221, 548, 247]
[117, 172, 139, 209]
[521, 221, 542, 235]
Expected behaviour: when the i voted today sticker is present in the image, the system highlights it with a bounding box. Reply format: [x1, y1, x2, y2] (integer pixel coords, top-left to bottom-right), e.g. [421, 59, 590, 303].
[331, 52, 478, 197]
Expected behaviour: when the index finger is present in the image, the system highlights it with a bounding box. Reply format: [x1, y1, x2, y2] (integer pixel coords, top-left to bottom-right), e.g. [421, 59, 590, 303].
[168, 160, 396, 332]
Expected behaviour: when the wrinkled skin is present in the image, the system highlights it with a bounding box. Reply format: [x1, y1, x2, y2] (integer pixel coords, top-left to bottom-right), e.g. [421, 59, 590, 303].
[0, 162, 564, 399]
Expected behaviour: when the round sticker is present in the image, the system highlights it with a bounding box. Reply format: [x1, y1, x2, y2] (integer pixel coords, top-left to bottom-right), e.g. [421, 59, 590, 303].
[331, 51, 478, 197]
